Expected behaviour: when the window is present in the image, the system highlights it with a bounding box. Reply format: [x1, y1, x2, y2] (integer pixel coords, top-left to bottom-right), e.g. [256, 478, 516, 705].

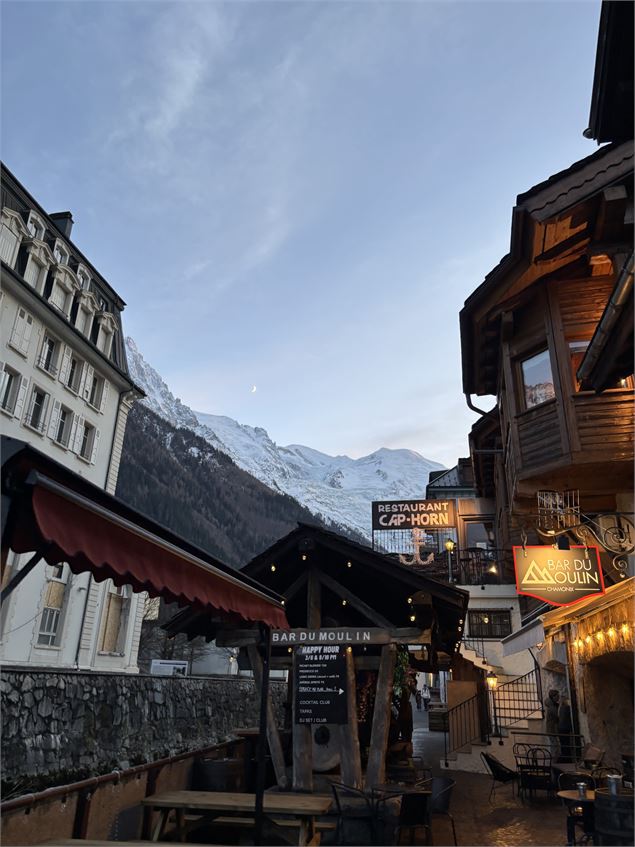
[25, 386, 49, 433]
[9, 307, 34, 356]
[88, 372, 105, 409]
[79, 420, 95, 460]
[66, 354, 83, 393]
[77, 268, 91, 290]
[37, 564, 69, 647]
[38, 334, 59, 376]
[23, 257, 44, 289]
[53, 242, 69, 265]
[569, 340, 633, 391]
[49, 402, 73, 447]
[520, 349, 555, 409]
[468, 610, 512, 639]
[0, 366, 20, 414]
[99, 582, 130, 653]
[27, 213, 45, 240]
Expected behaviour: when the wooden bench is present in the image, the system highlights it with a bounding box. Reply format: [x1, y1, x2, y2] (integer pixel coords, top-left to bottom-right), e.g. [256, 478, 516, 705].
[209, 814, 337, 831]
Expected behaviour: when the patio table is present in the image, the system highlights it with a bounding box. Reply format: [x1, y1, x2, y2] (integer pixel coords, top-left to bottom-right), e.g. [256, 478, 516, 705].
[141, 789, 332, 845]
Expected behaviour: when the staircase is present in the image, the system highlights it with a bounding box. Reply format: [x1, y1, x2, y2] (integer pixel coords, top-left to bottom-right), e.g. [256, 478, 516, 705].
[441, 669, 545, 773]
[460, 638, 505, 677]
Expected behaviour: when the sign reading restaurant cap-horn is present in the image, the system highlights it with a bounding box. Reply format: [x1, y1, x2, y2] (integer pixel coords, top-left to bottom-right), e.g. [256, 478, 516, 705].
[513, 545, 606, 607]
[371, 499, 456, 530]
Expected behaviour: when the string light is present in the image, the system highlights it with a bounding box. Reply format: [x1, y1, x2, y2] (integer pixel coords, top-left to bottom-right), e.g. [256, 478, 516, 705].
[409, 614, 416, 622]
[341, 599, 347, 606]
[585, 635, 592, 644]
[346, 561, 352, 568]
[270, 564, 276, 572]
[621, 623, 629, 635]
[346, 646, 352, 653]
[608, 627, 616, 638]
[287, 647, 292, 653]
[407, 597, 413, 604]
[301, 554, 307, 561]
[281, 600, 285, 606]
[595, 631, 604, 641]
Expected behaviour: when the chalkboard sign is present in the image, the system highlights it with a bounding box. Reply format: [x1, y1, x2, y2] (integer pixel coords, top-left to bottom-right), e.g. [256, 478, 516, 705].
[294, 645, 347, 725]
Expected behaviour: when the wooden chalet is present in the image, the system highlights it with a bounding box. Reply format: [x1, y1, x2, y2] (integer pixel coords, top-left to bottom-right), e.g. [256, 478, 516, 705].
[167, 523, 468, 793]
[460, 138, 634, 588]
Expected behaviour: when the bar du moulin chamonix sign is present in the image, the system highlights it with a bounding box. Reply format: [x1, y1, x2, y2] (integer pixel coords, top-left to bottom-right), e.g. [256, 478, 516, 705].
[371, 499, 456, 530]
[513, 545, 605, 607]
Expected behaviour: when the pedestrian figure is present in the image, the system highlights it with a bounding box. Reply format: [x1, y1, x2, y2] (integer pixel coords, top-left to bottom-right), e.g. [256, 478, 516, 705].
[422, 684, 431, 711]
[415, 689, 422, 711]
[545, 688, 560, 759]
[558, 696, 573, 763]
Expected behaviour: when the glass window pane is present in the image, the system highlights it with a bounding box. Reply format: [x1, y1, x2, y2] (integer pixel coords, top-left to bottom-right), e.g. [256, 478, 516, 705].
[521, 349, 555, 409]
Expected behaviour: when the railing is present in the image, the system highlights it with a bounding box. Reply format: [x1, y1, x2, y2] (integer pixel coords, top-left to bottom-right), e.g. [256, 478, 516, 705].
[443, 689, 490, 766]
[462, 636, 489, 666]
[492, 668, 543, 737]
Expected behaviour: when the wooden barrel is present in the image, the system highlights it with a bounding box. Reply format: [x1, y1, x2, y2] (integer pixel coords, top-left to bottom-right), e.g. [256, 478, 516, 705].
[593, 788, 634, 846]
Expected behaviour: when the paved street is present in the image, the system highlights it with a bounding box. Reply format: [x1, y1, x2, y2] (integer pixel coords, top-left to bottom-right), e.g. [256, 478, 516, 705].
[411, 701, 566, 847]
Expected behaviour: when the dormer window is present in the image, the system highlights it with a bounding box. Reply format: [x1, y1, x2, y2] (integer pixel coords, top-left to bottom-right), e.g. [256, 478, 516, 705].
[27, 212, 46, 241]
[53, 241, 69, 266]
[77, 267, 91, 290]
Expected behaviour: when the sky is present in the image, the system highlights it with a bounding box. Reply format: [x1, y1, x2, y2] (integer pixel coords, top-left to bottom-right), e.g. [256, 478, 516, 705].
[1, 0, 601, 467]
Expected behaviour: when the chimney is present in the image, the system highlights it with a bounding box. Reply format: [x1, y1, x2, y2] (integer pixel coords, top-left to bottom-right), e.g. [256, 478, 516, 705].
[49, 211, 74, 238]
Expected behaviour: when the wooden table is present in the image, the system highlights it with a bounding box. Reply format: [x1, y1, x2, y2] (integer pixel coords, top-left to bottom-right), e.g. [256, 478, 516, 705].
[558, 789, 596, 803]
[141, 790, 333, 845]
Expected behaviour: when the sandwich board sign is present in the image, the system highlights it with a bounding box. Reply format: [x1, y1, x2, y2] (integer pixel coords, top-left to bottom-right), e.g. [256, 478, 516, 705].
[294, 644, 347, 725]
[513, 545, 605, 607]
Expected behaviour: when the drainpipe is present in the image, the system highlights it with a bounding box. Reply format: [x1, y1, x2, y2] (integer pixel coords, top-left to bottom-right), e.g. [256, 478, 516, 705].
[464, 394, 499, 422]
[576, 251, 634, 387]
[73, 572, 93, 668]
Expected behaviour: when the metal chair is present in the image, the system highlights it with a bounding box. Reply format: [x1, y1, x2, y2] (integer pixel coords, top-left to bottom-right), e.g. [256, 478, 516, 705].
[481, 751, 519, 802]
[330, 782, 377, 845]
[557, 773, 596, 845]
[389, 789, 432, 846]
[517, 747, 553, 803]
[429, 777, 457, 846]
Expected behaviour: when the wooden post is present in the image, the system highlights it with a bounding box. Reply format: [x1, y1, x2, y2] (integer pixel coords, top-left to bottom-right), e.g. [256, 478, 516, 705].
[365, 643, 397, 788]
[247, 643, 288, 789]
[339, 647, 362, 788]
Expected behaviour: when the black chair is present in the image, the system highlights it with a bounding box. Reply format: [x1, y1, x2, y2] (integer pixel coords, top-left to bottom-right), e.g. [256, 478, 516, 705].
[481, 751, 519, 802]
[388, 789, 431, 846]
[557, 773, 596, 845]
[517, 747, 553, 803]
[331, 782, 376, 845]
[429, 777, 457, 846]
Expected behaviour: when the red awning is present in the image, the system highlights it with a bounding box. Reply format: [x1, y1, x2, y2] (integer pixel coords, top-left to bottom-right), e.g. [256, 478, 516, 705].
[10, 474, 288, 630]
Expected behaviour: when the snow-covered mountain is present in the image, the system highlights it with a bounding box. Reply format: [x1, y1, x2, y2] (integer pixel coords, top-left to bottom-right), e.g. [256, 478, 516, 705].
[125, 338, 444, 539]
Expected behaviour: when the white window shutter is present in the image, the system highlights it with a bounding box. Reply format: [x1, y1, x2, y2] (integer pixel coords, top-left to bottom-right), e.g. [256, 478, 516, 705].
[83, 365, 94, 400]
[100, 380, 110, 413]
[40, 393, 50, 431]
[68, 414, 78, 453]
[90, 428, 101, 464]
[73, 415, 85, 453]
[14, 377, 29, 419]
[58, 345, 72, 385]
[20, 315, 34, 355]
[24, 387, 36, 425]
[0, 227, 18, 264]
[48, 400, 62, 439]
[10, 308, 26, 349]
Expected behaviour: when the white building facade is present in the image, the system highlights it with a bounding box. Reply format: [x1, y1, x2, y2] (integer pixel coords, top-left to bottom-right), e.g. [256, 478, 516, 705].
[0, 164, 145, 673]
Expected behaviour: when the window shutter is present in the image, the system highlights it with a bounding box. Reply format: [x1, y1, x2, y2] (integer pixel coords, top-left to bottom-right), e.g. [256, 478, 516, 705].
[0, 361, 7, 403]
[90, 428, 101, 464]
[40, 393, 50, 431]
[0, 227, 18, 264]
[14, 376, 29, 419]
[20, 314, 34, 356]
[83, 365, 94, 400]
[100, 380, 110, 413]
[47, 400, 62, 439]
[58, 345, 72, 385]
[68, 414, 78, 453]
[73, 416, 85, 453]
[24, 387, 36, 425]
[10, 308, 26, 349]
[24, 259, 40, 287]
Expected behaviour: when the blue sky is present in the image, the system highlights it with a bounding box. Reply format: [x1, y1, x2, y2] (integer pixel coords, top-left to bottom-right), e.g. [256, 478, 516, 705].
[1, 1, 600, 466]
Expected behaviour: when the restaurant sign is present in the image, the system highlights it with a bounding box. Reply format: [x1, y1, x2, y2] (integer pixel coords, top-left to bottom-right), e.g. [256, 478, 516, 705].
[513, 545, 605, 607]
[371, 499, 456, 530]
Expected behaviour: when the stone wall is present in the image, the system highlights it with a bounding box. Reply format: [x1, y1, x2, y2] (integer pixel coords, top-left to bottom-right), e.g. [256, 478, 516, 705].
[1, 668, 286, 783]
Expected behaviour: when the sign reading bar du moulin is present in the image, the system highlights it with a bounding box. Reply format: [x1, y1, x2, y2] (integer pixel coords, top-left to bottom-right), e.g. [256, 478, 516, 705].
[371, 499, 456, 530]
[513, 545, 605, 607]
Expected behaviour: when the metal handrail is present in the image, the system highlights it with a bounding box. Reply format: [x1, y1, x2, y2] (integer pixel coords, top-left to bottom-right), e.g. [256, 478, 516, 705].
[494, 668, 543, 731]
[443, 690, 490, 767]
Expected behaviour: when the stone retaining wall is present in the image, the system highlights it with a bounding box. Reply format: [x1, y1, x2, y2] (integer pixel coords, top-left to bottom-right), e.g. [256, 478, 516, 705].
[1, 668, 286, 782]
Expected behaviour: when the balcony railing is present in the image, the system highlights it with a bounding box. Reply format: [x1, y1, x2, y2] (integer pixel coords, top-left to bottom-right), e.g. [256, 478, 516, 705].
[456, 548, 515, 586]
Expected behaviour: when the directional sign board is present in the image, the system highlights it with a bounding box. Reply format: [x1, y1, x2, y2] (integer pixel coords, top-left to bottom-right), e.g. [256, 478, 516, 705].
[294, 645, 347, 725]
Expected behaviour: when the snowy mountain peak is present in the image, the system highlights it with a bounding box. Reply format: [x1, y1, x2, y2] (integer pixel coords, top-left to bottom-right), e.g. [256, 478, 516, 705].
[124, 338, 445, 539]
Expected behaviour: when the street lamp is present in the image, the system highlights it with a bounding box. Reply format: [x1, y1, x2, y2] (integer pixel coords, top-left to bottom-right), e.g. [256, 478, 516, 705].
[444, 538, 455, 582]
[486, 671, 503, 745]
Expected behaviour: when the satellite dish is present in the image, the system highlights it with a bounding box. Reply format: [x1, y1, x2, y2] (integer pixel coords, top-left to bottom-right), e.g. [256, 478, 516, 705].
[312, 724, 341, 772]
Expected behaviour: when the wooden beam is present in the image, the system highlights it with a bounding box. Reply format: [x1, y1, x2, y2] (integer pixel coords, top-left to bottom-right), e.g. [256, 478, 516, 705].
[318, 571, 393, 629]
[339, 647, 362, 788]
[271, 626, 431, 646]
[284, 571, 309, 602]
[354, 656, 380, 671]
[247, 644, 288, 789]
[292, 568, 319, 792]
[307, 569, 321, 629]
[365, 643, 396, 788]
[216, 628, 259, 647]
